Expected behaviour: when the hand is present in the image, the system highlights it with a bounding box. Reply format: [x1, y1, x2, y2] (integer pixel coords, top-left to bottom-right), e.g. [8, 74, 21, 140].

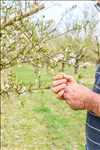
[52, 73, 93, 110]
[52, 73, 100, 116]
[52, 73, 76, 100]
[52, 73, 76, 99]
[64, 83, 100, 115]
[63, 83, 93, 110]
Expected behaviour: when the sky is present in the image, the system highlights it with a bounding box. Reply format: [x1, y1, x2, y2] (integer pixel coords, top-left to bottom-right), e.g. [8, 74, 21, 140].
[36, 1, 96, 21]
[34, 1, 100, 37]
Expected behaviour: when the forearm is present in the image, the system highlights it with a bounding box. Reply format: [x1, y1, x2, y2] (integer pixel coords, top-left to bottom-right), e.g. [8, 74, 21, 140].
[85, 91, 100, 117]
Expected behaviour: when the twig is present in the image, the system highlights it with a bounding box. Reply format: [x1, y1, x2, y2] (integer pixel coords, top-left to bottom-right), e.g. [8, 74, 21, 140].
[1, 4, 44, 29]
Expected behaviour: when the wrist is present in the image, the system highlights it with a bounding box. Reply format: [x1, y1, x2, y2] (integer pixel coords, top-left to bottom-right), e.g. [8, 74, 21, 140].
[92, 92, 100, 116]
[85, 91, 100, 116]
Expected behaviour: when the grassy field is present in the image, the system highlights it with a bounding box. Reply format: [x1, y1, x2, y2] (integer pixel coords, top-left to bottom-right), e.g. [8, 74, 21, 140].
[1, 64, 96, 150]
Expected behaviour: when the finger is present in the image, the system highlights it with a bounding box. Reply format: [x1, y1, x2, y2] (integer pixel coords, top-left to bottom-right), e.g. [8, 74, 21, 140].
[63, 75, 76, 83]
[53, 73, 66, 80]
[52, 84, 66, 93]
[56, 90, 65, 100]
[52, 79, 66, 87]
[53, 74, 76, 84]
[57, 90, 64, 97]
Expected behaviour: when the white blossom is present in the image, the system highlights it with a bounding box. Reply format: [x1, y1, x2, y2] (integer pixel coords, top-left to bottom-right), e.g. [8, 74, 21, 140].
[68, 58, 76, 65]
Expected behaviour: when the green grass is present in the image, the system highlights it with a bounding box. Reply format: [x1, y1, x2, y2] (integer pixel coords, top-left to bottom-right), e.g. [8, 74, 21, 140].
[14, 63, 95, 88]
[1, 64, 95, 150]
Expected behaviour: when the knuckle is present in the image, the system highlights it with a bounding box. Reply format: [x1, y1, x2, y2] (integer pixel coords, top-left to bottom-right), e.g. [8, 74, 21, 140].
[62, 84, 66, 87]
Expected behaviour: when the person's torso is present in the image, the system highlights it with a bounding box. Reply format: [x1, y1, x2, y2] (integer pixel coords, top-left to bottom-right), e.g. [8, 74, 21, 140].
[86, 64, 100, 149]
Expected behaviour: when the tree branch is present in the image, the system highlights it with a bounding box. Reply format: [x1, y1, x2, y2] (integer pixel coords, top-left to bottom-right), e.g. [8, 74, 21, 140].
[1, 4, 44, 29]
